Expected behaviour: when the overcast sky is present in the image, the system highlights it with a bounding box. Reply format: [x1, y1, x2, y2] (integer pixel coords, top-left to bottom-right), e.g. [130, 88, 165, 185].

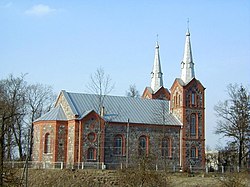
[1, 0, 250, 149]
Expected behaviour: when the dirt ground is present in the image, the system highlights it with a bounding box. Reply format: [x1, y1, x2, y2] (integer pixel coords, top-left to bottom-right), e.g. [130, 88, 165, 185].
[5, 169, 250, 187]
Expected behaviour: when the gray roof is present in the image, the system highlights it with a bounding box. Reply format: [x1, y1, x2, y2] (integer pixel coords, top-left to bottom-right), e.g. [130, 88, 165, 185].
[67, 91, 181, 126]
[36, 91, 182, 126]
[34, 104, 67, 122]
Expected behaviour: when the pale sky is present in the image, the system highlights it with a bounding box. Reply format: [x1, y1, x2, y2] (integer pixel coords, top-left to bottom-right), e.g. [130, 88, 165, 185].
[1, 0, 250, 149]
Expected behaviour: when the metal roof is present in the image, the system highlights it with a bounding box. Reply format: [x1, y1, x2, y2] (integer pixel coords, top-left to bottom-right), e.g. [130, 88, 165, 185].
[64, 91, 181, 126]
[34, 104, 67, 122]
[35, 91, 182, 126]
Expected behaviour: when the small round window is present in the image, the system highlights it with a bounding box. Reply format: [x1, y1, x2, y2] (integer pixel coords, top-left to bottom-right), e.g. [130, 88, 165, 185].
[87, 132, 96, 142]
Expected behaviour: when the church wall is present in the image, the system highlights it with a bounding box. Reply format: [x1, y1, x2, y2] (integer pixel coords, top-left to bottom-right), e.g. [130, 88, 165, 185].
[41, 122, 56, 163]
[182, 81, 205, 170]
[55, 122, 68, 163]
[170, 84, 184, 121]
[32, 121, 57, 164]
[81, 116, 99, 162]
[170, 79, 205, 170]
[104, 123, 180, 169]
[32, 123, 41, 162]
[75, 112, 106, 165]
[67, 120, 77, 165]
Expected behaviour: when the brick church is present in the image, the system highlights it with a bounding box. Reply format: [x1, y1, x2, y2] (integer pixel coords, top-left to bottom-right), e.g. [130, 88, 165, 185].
[32, 29, 205, 171]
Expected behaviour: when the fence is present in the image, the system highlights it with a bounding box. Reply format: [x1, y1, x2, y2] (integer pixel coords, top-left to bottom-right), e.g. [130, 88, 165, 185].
[3, 161, 248, 173]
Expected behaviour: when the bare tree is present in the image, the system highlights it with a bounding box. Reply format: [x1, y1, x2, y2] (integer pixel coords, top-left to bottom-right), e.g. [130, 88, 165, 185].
[0, 75, 55, 186]
[214, 83, 250, 169]
[126, 84, 140, 98]
[1, 75, 27, 160]
[86, 67, 114, 168]
[87, 67, 114, 113]
[26, 83, 55, 159]
[0, 74, 27, 185]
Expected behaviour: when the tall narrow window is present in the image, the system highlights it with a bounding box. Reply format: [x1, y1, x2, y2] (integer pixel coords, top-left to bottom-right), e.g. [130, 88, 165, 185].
[178, 95, 181, 106]
[196, 95, 199, 107]
[161, 138, 169, 158]
[176, 94, 178, 106]
[191, 147, 197, 158]
[190, 114, 196, 136]
[138, 136, 147, 156]
[174, 96, 176, 107]
[87, 147, 96, 161]
[44, 133, 51, 154]
[191, 92, 195, 105]
[114, 135, 123, 155]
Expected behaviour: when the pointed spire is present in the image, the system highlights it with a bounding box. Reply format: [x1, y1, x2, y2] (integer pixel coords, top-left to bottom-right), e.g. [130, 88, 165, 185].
[181, 24, 195, 84]
[151, 37, 163, 92]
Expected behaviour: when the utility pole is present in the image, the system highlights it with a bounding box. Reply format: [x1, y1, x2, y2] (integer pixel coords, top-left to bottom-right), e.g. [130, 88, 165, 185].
[126, 119, 130, 168]
[22, 129, 30, 187]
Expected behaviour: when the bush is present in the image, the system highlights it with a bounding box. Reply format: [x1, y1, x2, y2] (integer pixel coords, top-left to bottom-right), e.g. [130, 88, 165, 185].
[218, 172, 249, 187]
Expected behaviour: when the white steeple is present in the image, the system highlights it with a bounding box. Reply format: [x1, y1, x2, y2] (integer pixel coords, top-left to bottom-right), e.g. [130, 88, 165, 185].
[151, 41, 163, 92]
[181, 29, 195, 84]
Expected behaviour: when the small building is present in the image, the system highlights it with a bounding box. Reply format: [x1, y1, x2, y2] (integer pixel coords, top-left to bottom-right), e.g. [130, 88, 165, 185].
[206, 150, 219, 171]
[32, 29, 205, 171]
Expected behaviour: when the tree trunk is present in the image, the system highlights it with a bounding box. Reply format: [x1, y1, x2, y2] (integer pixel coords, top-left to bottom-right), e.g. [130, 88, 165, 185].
[239, 140, 243, 169]
[29, 124, 34, 161]
[0, 121, 5, 186]
[6, 128, 12, 161]
[0, 136, 3, 186]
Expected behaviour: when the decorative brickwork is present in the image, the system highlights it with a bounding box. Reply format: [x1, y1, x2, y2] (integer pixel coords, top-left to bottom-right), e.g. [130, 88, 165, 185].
[56, 123, 68, 162]
[82, 118, 99, 162]
[171, 78, 205, 171]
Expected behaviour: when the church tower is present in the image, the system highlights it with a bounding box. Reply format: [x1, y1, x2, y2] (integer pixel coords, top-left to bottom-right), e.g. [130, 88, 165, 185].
[142, 41, 170, 100]
[170, 29, 205, 170]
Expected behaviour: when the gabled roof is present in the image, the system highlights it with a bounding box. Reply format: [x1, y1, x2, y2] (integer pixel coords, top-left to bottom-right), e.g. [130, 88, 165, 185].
[59, 91, 181, 126]
[34, 104, 67, 122]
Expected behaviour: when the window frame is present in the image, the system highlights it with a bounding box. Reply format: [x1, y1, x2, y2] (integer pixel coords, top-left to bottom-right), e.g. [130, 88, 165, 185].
[114, 134, 124, 156]
[138, 135, 148, 156]
[191, 146, 198, 159]
[190, 114, 197, 136]
[87, 147, 96, 161]
[191, 92, 195, 105]
[44, 133, 51, 154]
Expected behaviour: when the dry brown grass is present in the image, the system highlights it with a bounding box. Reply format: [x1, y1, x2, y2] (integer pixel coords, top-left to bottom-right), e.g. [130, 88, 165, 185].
[216, 172, 250, 187]
[3, 169, 250, 187]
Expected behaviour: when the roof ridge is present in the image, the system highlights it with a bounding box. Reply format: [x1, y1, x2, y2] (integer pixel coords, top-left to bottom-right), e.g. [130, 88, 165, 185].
[66, 91, 170, 103]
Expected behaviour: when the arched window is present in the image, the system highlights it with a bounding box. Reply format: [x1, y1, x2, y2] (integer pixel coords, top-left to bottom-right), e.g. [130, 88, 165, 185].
[114, 135, 123, 156]
[44, 133, 51, 154]
[162, 138, 168, 157]
[87, 147, 96, 161]
[191, 146, 198, 158]
[190, 114, 196, 136]
[138, 135, 148, 156]
[162, 137, 172, 158]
